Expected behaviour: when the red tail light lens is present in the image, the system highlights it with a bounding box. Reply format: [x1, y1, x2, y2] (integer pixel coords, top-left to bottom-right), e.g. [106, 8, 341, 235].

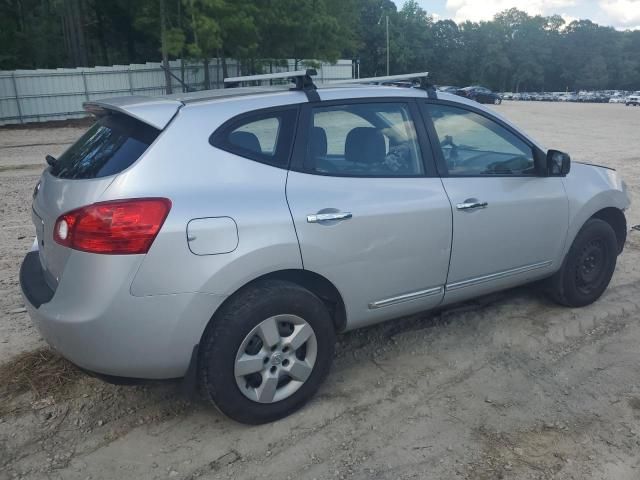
[54, 198, 171, 254]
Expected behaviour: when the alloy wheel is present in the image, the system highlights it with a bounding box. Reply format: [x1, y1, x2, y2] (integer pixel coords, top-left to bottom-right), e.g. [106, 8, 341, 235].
[234, 314, 318, 403]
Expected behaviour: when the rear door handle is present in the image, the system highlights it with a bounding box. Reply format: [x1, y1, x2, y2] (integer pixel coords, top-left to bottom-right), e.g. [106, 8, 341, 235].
[307, 212, 353, 223]
[456, 201, 488, 210]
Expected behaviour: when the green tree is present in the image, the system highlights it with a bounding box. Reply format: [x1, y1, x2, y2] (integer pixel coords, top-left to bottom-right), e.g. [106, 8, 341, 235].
[393, 0, 434, 75]
[2, 1, 640, 93]
[256, 0, 346, 69]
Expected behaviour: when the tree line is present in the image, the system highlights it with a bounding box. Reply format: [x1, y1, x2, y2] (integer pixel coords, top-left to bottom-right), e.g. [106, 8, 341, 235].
[1, 0, 639, 92]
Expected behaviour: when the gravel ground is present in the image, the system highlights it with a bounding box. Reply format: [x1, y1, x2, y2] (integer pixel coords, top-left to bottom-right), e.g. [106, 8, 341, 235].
[0, 102, 639, 480]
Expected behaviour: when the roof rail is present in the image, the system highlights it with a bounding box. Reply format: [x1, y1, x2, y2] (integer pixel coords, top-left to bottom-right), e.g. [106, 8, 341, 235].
[224, 69, 319, 101]
[330, 72, 437, 99]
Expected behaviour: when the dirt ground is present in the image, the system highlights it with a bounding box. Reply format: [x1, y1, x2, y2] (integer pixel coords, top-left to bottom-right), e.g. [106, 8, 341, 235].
[0, 102, 639, 480]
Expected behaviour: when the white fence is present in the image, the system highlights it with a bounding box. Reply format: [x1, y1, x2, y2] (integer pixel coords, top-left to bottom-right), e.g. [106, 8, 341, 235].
[0, 59, 353, 125]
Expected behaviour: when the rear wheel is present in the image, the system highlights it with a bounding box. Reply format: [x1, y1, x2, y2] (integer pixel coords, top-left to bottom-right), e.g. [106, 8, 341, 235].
[493, 97, 502, 105]
[198, 280, 335, 424]
[548, 219, 618, 307]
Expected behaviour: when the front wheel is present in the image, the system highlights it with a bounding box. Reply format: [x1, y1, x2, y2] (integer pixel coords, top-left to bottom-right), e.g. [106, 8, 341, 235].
[547, 218, 618, 307]
[198, 280, 335, 424]
[494, 97, 502, 105]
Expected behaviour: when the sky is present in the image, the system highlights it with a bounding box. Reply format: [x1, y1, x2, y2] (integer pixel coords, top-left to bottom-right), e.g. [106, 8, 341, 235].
[391, 0, 640, 30]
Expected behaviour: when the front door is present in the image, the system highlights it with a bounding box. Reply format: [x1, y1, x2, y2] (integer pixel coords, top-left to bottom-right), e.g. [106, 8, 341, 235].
[286, 100, 452, 329]
[422, 102, 569, 304]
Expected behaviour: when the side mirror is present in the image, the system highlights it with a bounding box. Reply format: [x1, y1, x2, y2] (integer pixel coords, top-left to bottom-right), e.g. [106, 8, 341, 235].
[547, 149, 570, 176]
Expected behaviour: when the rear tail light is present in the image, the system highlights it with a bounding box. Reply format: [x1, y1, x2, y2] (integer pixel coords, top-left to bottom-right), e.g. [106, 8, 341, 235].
[53, 198, 171, 254]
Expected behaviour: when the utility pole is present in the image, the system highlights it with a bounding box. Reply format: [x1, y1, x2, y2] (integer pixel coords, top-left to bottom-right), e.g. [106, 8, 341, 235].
[160, 0, 173, 94]
[386, 15, 389, 76]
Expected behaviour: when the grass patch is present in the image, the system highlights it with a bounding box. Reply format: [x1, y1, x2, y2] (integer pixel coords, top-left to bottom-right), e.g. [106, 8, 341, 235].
[0, 348, 81, 402]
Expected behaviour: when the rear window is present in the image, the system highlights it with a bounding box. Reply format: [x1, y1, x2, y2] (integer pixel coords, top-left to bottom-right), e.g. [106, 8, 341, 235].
[50, 113, 159, 179]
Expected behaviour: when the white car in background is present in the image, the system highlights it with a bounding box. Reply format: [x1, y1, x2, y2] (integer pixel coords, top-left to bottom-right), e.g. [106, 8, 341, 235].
[625, 92, 640, 106]
[609, 94, 626, 104]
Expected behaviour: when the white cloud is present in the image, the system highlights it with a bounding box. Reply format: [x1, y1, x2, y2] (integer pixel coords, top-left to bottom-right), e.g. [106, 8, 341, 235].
[445, 0, 577, 23]
[560, 13, 578, 25]
[598, 0, 640, 28]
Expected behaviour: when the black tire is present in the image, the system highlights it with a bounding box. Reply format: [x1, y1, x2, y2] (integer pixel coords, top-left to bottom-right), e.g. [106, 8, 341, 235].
[548, 218, 618, 307]
[198, 280, 335, 424]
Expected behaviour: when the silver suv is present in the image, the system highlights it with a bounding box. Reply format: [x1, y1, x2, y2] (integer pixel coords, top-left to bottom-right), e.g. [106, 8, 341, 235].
[20, 71, 630, 424]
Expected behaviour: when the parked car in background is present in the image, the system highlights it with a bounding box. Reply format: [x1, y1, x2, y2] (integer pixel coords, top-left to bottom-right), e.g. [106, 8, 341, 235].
[626, 92, 640, 106]
[20, 71, 630, 424]
[457, 86, 502, 104]
[497, 89, 635, 104]
[563, 93, 578, 102]
[437, 85, 460, 94]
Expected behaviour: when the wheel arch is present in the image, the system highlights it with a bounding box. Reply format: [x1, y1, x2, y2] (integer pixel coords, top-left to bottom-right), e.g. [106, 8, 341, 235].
[591, 207, 627, 254]
[210, 269, 347, 333]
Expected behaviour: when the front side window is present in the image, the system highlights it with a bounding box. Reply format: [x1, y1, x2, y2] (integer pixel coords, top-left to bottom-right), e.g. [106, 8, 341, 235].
[305, 102, 424, 177]
[211, 108, 297, 167]
[427, 104, 535, 176]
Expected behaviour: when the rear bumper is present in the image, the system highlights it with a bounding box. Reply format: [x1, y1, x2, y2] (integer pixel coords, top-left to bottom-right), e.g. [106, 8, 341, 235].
[20, 251, 54, 308]
[19, 248, 226, 379]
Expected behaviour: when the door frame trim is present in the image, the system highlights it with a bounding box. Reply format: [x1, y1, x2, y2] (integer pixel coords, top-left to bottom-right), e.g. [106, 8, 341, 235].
[445, 260, 553, 292]
[369, 286, 444, 309]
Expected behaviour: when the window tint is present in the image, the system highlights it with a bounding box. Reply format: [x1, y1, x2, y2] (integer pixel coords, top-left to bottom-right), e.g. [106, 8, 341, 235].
[50, 114, 159, 179]
[427, 104, 535, 176]
[313, 110, 372, 156]
[232, 117, 280, 156]
[211, 109, 297, 168]
[305, 103, 424, 177]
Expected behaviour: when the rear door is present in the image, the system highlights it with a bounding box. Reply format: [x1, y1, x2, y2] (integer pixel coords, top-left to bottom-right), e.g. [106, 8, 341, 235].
[32, 113, 160, 288]
[420, 101, 568, 304]
[286, 99, 452, 330]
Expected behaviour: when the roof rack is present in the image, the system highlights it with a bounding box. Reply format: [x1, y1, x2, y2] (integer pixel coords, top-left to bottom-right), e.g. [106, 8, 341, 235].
[224, 69, 319, 101]
[329, 72, 437, 99]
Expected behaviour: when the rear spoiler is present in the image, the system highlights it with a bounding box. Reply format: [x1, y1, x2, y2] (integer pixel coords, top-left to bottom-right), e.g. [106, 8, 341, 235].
[83, 95, 183, 130]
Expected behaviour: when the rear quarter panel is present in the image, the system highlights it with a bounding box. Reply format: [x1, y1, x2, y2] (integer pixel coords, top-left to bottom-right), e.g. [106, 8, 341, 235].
[102, 93, 308, 297]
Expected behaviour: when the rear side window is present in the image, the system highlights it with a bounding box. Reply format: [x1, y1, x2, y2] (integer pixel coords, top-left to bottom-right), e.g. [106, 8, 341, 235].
[210, 108, 297, 168]
[50, 113, 159, 179]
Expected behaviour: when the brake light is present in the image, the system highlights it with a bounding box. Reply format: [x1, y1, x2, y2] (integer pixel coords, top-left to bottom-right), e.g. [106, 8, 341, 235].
[53, 198, 171, 254]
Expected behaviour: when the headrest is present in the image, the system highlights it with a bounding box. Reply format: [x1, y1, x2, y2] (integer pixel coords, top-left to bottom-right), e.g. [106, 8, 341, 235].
[229, 131, 262, 153]
[310, 126, 328, 158]
[345, 127, 385, 164]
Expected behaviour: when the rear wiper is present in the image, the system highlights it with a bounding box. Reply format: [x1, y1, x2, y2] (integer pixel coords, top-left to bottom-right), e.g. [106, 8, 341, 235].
[45, 154, 57, 167]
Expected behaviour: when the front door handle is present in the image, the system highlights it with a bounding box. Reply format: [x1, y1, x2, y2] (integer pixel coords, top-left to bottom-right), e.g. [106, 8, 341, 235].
[456, 201, 488, 210]
[307, 212, 353, 223]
